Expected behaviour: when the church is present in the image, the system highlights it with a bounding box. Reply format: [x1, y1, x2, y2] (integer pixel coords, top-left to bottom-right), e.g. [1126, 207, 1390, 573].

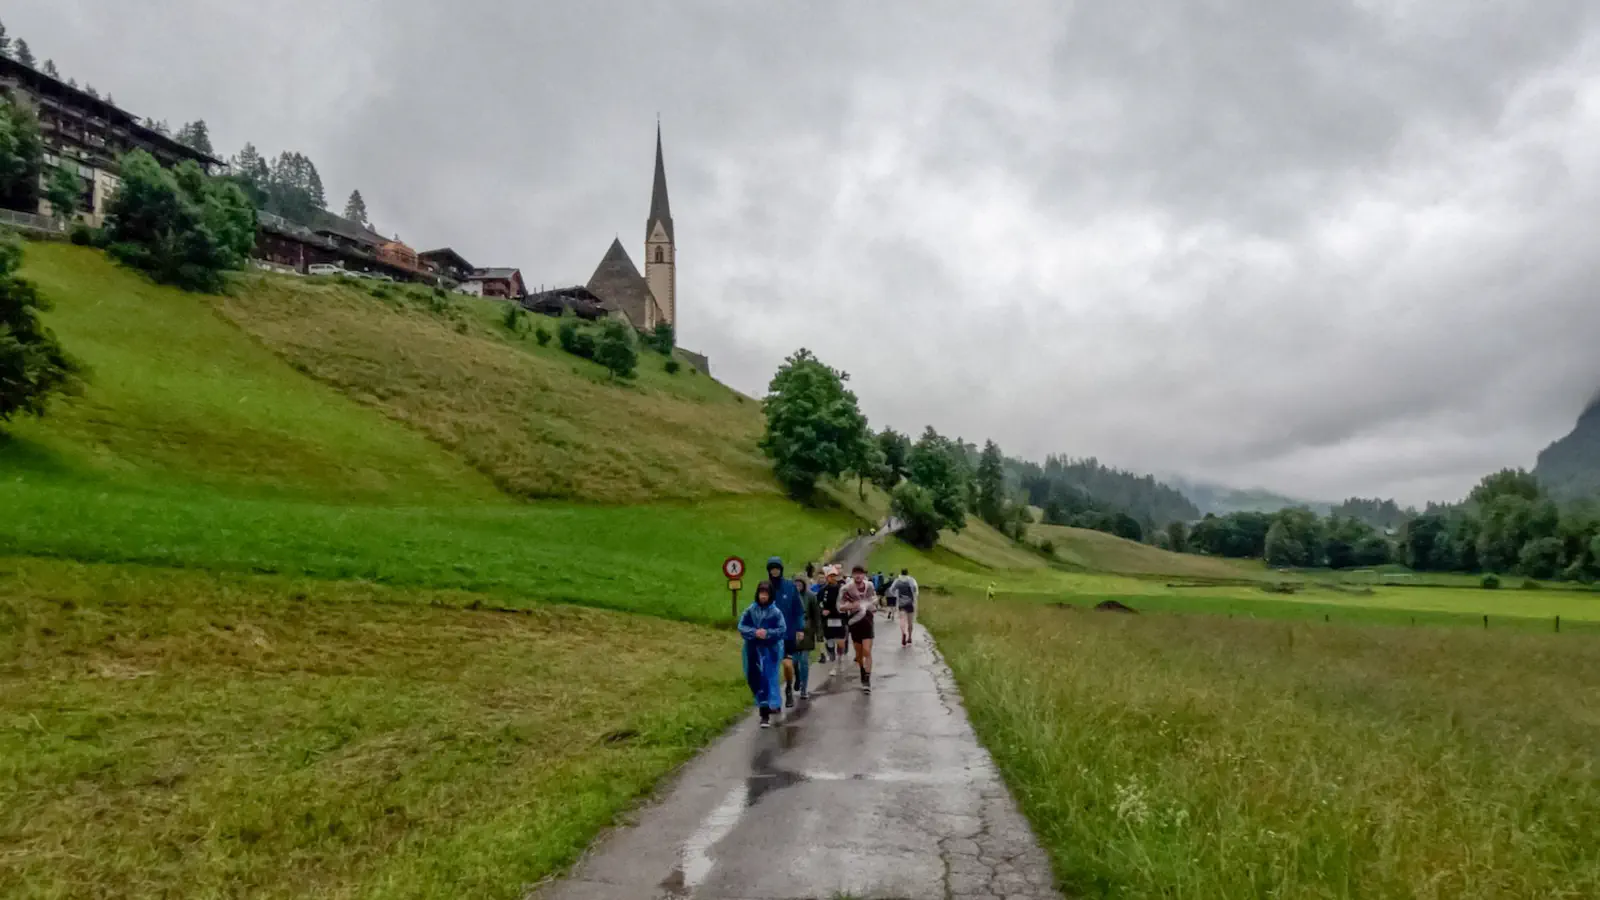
[528, 125, 708, 373]
[581, 129, 677, 322]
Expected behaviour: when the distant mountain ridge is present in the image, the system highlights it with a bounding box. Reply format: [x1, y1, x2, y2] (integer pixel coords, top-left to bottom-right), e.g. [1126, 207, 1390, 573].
[1534, 393, 1600, 502]
[1164, 475, 1332, 518]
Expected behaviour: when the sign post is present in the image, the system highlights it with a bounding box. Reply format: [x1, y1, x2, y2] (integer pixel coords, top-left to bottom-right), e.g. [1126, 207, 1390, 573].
[722, 556, 746, 622]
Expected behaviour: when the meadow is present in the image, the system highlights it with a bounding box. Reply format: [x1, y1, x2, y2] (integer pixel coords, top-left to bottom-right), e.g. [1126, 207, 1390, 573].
[0, 557, 750, 900]
[875, 518, 1600, 628]
[931, 594, 1600, 898]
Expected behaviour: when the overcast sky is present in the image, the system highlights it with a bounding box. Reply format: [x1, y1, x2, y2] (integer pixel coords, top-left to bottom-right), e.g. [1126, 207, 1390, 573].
[14, 1, 1600, 505]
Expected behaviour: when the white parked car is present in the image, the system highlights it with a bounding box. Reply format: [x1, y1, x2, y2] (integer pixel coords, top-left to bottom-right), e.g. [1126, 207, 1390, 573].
[308, 263, 345, 276]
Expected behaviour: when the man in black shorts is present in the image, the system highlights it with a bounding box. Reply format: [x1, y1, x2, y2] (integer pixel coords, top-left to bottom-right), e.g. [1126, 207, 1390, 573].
[839, 564, 878, 693]
[817, 566, 846, 674]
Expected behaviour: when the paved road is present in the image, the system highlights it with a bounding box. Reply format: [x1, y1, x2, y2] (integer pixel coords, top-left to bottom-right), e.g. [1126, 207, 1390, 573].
[532, 613, 1062, 898]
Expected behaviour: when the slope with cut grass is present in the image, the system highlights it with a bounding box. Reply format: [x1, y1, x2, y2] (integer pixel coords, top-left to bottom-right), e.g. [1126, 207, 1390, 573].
[8, 244, 500, 504]
[217, 271, 774, 504]
[5, 243, 856, 624]
[1030, 522, 1264, 581]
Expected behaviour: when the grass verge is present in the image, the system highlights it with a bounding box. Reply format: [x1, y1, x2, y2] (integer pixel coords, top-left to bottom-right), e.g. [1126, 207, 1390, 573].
[0, 557, 750, 899]
[931, 594, 1600, 897]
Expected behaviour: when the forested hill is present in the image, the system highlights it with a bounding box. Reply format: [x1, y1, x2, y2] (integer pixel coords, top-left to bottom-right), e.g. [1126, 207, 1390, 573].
[1534, 394, 1600, 502]
[1009, 455, 1200, 527]
[1165, 475, 1332, 517]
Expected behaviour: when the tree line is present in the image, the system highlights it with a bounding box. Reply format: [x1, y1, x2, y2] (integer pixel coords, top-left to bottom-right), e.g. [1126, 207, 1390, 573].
[0, 18, 102, 102]
[1010, 455, 1199, 542]
[761, 350, 1121, 550]
[1167, 468, 1600, 583]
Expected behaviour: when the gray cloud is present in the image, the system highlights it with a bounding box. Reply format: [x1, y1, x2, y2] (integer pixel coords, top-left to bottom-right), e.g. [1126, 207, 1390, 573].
[14, 0, 1600, 505]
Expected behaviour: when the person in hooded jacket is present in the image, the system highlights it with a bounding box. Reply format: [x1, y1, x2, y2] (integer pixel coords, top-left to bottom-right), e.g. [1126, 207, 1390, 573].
[791, 574, 823, 699]
[764, 557, 805, 709]
[738, 581, 787, 728]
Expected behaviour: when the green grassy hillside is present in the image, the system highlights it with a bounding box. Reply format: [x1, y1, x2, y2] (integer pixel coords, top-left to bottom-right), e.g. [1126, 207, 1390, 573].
[5, 244, 854, 625]
[8, 246, 500, 503]
[219, 271, 774, 504]
[1, 242, 854, 898]
[1030, 522, 1263, 581]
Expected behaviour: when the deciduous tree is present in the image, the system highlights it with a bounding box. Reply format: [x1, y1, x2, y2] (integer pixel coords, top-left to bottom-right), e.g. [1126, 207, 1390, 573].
[44, 165, 81, 221]
[908, 427, 969, 533]
[0, 102, 44, 212]
[759, 348, 870, 499]
[874, 428, 911, 492]
[0, 235, 78, 421]
[103, 152, 256, 292]
[594, 317, 638, 379]
[14, 39, 33, 68]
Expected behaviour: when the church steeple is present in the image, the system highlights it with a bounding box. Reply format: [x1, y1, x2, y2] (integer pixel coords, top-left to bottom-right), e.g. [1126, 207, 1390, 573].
[648, 122, 674, 242]
[644, 121, 677, 327]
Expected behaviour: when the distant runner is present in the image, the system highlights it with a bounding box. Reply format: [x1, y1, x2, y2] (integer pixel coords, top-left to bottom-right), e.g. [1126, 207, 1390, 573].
[840, 564, 879, 693]
[738, 582, 786, 728]
[890, 568, 919, 646]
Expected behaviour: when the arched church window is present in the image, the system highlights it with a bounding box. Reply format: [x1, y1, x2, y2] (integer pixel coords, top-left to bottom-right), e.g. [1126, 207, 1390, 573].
[654, 246, 665, 263]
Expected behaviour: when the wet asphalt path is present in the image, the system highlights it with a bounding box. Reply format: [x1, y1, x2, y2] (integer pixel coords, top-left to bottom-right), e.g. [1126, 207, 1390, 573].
[532, 615, 1063, 899]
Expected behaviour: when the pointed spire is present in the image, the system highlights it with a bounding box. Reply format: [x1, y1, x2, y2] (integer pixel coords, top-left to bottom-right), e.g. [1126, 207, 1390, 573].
[648, 122, 674, 243]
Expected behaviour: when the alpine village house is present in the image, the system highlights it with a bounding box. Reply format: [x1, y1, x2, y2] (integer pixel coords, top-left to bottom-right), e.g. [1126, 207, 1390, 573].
[0, 54, 705, 371]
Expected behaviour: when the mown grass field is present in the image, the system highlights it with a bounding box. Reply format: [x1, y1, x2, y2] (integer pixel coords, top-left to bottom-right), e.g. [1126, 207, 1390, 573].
[931, 595, 1600, 898]
[0, 477, 847, 626]
[0, 557, 749, 900]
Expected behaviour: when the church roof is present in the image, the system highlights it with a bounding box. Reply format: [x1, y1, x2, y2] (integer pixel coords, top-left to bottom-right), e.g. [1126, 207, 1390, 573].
[587, 238, 662, 330]
[648, 123, 674, 243]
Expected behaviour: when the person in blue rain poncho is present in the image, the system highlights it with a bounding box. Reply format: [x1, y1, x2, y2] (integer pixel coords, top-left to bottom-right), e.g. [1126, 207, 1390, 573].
[739, 580, 787, 728]
[763, 556, 806, 710]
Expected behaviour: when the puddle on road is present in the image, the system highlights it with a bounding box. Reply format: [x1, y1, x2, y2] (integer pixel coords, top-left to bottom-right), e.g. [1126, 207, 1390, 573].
[660, 781, 748, 897]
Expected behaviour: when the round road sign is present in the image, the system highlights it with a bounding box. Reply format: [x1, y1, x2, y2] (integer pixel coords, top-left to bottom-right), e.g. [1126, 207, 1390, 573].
[722, 556, 745, 580]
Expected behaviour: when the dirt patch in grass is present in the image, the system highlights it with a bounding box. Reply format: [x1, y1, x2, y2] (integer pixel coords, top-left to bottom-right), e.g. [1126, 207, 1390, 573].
[0, 558, 749, 899]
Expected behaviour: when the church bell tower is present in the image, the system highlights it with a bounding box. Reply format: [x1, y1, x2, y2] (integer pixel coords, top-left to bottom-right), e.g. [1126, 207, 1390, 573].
[644, 123, 676, 328]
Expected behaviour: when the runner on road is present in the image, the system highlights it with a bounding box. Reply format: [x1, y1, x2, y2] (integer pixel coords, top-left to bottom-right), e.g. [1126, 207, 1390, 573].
[818, 565, 848, 674]
[840, 564, 879, 693]
[890, 568, 919, 646]
[765, 557, 805, 709]
[791, 574, 822, 700]
[738, 582, 786, 728]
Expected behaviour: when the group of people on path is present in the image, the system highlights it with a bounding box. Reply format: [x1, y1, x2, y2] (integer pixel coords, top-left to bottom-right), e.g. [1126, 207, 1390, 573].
[737, 557, 920, 728]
